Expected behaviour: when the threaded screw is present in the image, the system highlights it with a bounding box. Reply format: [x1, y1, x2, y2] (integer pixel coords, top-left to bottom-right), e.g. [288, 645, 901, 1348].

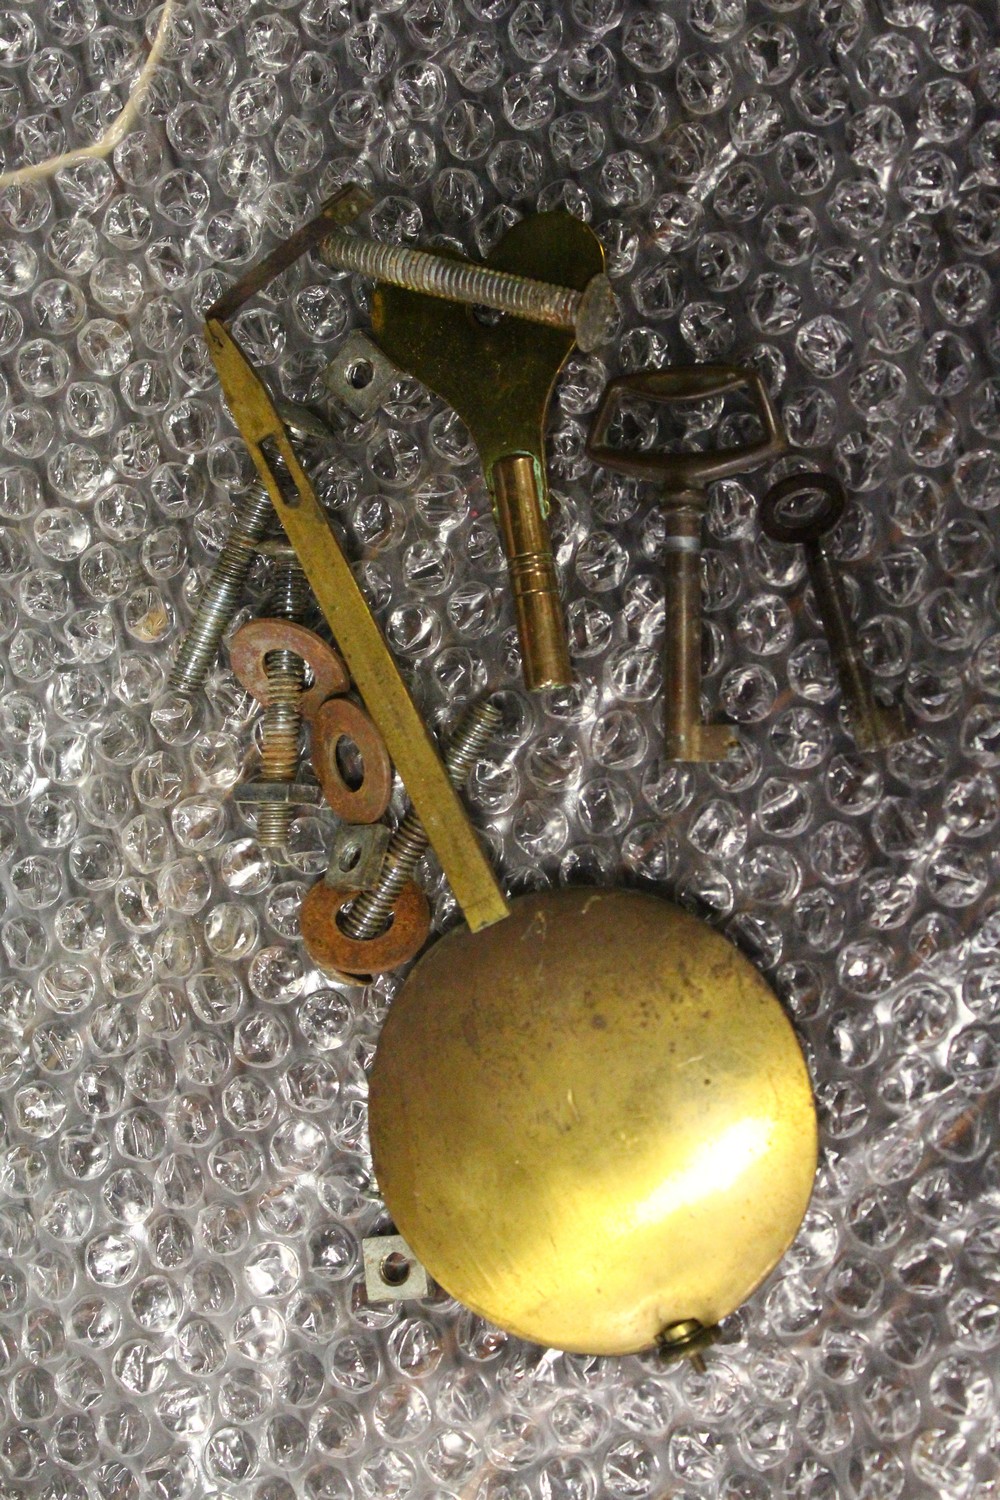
[255, 547, 312, 851]
[169, 486, 275, 694]
[340, 698, 500, 941]
[319, 231, 617, 354]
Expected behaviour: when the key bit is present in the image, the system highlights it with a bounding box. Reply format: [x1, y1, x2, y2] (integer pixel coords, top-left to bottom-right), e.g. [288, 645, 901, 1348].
[372, 213, 609, 693]
[759, 471, 910, 754]
[588, 364, 786, 763]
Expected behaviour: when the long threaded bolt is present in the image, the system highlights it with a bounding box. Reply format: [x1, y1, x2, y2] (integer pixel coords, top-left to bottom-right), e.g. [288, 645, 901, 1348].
[256, 550, 312, 850]
[319, 231, 617, 354]
[169, 486, 275, 694]
[341, 699, 501, 941]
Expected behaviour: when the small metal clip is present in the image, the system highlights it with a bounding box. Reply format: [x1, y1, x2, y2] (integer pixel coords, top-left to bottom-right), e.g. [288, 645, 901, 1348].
[325, 823, 391, 891]
[362, 1234, 430, 1303]
[324, 330, 400, 417]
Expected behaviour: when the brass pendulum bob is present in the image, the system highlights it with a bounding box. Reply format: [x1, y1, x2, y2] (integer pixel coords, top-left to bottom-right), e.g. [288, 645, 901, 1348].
[369, 888, 817, 1356]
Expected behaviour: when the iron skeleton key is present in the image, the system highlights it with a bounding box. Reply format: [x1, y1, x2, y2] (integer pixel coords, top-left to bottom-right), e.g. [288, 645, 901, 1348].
[588, 364, 786, 763]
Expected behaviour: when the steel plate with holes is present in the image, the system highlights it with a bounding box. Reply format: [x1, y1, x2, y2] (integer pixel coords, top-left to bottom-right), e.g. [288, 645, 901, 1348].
[324, 329, 401, 418]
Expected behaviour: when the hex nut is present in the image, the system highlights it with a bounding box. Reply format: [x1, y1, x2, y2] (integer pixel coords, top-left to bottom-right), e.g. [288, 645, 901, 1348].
[232, 780, 323, 805]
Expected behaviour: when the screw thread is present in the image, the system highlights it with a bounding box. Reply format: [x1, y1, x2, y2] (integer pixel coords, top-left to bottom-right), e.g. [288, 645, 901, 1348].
[341, 699, 500, 941]
[254, 554, 313, 850]
[260, 651, 305, 781]
[257, 649, 306, 848]
[321, 231, 580, 332]
[170, 487, 275, 693]
[269, 555, 311, 621]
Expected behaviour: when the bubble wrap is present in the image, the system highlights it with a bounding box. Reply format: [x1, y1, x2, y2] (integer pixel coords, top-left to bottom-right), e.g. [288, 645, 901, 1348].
[0, 0, 999, 1495]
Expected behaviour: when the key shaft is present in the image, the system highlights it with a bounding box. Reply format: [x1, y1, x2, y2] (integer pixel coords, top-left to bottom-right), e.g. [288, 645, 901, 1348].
[662, 500, 737, 762]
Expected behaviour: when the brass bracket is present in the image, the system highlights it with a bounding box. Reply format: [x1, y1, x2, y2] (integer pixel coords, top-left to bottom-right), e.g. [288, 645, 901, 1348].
[200, 190, 510, 934]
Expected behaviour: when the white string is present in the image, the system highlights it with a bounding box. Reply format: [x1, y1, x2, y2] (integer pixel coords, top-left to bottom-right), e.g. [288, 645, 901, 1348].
[0, 0, 176, 191]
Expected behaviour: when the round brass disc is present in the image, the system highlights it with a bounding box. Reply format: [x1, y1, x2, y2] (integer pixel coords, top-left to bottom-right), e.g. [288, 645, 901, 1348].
[369, 889, 817, 1355]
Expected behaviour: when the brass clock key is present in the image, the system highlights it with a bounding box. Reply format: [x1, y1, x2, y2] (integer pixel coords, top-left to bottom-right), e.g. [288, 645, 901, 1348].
[372, 213, 609, 692]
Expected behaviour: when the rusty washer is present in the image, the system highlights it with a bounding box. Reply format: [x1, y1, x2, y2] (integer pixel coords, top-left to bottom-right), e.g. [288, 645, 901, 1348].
[300, 878, 430, 977]
[229, 618, 349, 719]
[311, 696, 393, 824]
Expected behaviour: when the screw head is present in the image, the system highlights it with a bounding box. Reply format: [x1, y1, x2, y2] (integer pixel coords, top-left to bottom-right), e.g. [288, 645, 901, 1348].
[575, 274, 619, 352]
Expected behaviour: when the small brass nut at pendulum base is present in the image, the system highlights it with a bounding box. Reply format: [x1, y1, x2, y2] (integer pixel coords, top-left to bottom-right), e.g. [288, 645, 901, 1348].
[656, 1319, 717, 1369]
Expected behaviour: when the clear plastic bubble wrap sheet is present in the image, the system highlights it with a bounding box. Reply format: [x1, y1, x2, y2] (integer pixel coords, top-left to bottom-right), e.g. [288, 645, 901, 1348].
[0, 0, 998, 1495]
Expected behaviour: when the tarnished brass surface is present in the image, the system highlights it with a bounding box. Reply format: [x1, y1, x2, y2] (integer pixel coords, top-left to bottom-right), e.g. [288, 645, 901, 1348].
[373, 214, 604, 472]
[587, 365, 786, 764]
[492, 454, 570, 691]
[586, 363, 785, 486]
[369, 888, 817, 1356]
[373, 213, 606, 691]
[205, 318, 510, 935]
